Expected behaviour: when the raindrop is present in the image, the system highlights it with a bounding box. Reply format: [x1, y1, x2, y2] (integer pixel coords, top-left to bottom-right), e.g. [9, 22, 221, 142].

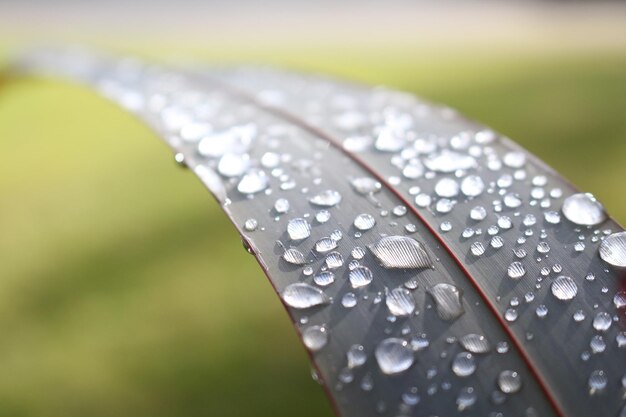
[274, 198, 290, 214]
[537, 242, 550, 254]
[237, 169, 268, 194]
[507, 262, 526, 279]
[386, 288, 416, 316]
[414, 193, 431, 208]
[392, 205, 407, 217]
[325, 252, 344, 269]
[503, 193, 522, 208]
[375, 338, 414, 375]
[562, 193, 607, 226]
[368, 236, 432, 269]
[283, 248, 307, 265]
[309, 190, 342, 207]
[551, 276, 578, 301]
[470, 206, 487, 221]
[590, 335, 606, 354]
[351, 246, 366, 259]
[349, 266, 374, 288]
[599, 231, 626, 267]
[375, 127, 405, 152]
[435, 178, 460, 198]
[503, 151, 526, 168]
[535, 304, 548, 318]
[347, 345, 367, 368]
[314, 271, 335, 286]
[351, 177, 382, 195]
[342, 292, 357, 308]
[410, 335, 430, 351]
[459, 334, 491, 354]
[435, 199, 455, 213]
[592, 312, 612, 332]
[497, 216, 513, 229]
[287, 218, 311, 240]
[440, 221, 452, 232]
[498, 370, 522, 394]
[282, 283, 329, 309]
[217, 153, 250, 177]
[544, 211, 561, 224]
[428, 283, 464, 321]
[354, 213, 376, 231]
[315, 237, 337, 253]
[424, 150, 476, 173]
[452, 352, 476, 377]
[316, 210, 331, 223]
[470, 242, 485, 256]
[243, 218, 258, 232]
[504, 308, 518, 322]
[614, 291, 626, 309]
[302, 325, 328, 351]
[461, 175, 485, 197]
[588, 370, 607, 394]
[491, 236, 504, 249]
[456, 387, 477, 411]
[574, 242, 585, 252]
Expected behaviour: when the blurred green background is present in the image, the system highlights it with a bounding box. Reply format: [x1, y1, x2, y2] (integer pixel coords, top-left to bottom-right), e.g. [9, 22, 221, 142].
[1, 2, 626, 416]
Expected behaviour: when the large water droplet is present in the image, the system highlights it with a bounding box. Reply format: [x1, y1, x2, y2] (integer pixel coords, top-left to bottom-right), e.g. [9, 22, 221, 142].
[461, 175, 485, 197]
[434, 178, 459, 198]
[452, 352, 476, 377]
[428, 283, 464, 321]
[386, 288, 416, 316]
[287, 218, 311, 240]
[498, 370, 522, 394]
[314, 271, 335, 286]
[349, 266, 373, 288]
[283, 248, 307, 265]
[599, 231, 626, 267]
[562, 193, 607, 226]
[282, 283, 329, 309]
[315, 237, 337, 253]
[423, 150, 476, 173]
[309, 190, 342, 207]
[302, 325, 328, 351]
[551, 276, 578, 301]
[237, 169, 268, 194]
[368, 236, 432, 269]
[354, 213, 376, 231]
[592, 312, 612, 332]
[375, 338, 414, 375]
[325, 251, 344, 269]
[217, 153, 250, 177]
[507, 262, 526, 279]
[459, 334, 491, 354]
[197, 128, 252, 158]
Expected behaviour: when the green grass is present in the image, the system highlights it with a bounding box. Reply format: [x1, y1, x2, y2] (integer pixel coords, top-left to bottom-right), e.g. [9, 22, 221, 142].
[0, 46, 625, 417]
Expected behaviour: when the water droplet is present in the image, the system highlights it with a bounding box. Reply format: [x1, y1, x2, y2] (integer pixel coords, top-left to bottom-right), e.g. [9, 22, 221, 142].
[573, 310, 586, 322]
[504, 308, 518, 322]
[315, 210, 330, 223]
[386, 288, 416, 316]
[198, 128, 252, 158]
[498, 370, 522, 394]
[350, 177, 381, 195]
[354, 213, 376, 231]
[434, 178, 459, 198]
[490, 236, 504, 249]
[574, 242, 585, 252]
[452, 352, 476, 377]
[282, 283, 328, 309]
[470, 206, 487, 221]
[325, 251, 344, 269]
[507, 262, 526, 279]
[217, 153, 250, 177]
[599, 231, 626, 267]
[459, 334, 491, 353]
[260, 152, 280, 168]
[435, 199, 455, 213]
[535, 304, 548, 318]
[410, 335, 430, 351]
[590, 335, 606, 353]
[315, 237, 337, 253]
[314, 271, 335, 286]
[428, 283, 464, 321]
[461, 175, 485, 197]
[470, 242, 485, 256]
[302, 325, 328, 351]
[562, 193, 607, 226]
[424, 150, 476, 173]
[375, 338, 414, 375]
[287, 218, 311, 240]
[537, 242, 550, 254]
[456, 386, 477, 410]
[588, 370, 607, 394]
[347, 345, 367, 368]
[440, 221, 452, 232]
[237, 169, 268, 194]
[274, 198, 290, 214]
[614, 291, 626, 309]
[503, 151, 526, 168]
[375, 127, 406, 152]
[349, 266, 373, 288]
[544, 211, 561, 224]
[351, 247, 366, 259]
[243, 218, 258, 231]
[342, 292, 357, 308]
[283, 248, 307, 265]
[392, 205, 407, 217]
[368, 236, 432, 269]
[592, 312, 612, 332]
[551, 276, 578, 301]
[503, 193, 522, 208]
[309, 190, 342, 207]
[414, 193, 431, 208]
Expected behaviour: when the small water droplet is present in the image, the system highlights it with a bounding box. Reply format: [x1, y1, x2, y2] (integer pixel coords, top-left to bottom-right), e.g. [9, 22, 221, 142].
[535, 304, 548, 318]
[375, 127, 406, 152]
[314, 271, 335, 286]
[614, 291, 626, 309]
[315, 237, 337, 253]
[599, 231, 626, 267]
[440, 221, 452, 232]
[347, 345, 367, 368]
[504, 308, 518, 322]
[435, 178, 460, 198]
[342, 292, 357, 308]
[592, 312, 612, 332]
[287, 218, 311, 240]
[237, 169, 268, 194]
[590, 335, 606, 353]
[282, 283, 329, 309]
[274, 198, 290, 214]
[350, 177, 382, 195]
[309, 190, 342, 207]
[386, 287, 416, 316]
[562, 193, 607, 226]
[588, 370, 608, 394]
[470, 206, 487, 221]
[243, 218, 258, 231]
[537, 241, 550, 254]
[456, 386, 477, 411]
[375, 338, 414, 375]
[217, 152, 250, 177]
[349, 266, 374, 288]
[428, 283, 464, 321]
[325, 251, 344, 269]
[283, 248, 307, 265]
[354, 213, 376, 231]
[507, 262, 526, 279]
[424, 150, 476, 173]
[368, 236, 432, 269]
[459, 334, 491, 353]
[461, 175, 485, 197]
[498, 370, 522, 394]
[470, 242, 485, 256]
[551, 276, 578, 301]
[490, 236, 504, 249]
[315, 210, 331, 223]
[544, 211, 561, 224]
[302, 325, 328, 351]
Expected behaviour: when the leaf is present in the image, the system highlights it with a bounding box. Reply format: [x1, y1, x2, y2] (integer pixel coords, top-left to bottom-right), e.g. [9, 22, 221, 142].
[7, 48, 626, 417]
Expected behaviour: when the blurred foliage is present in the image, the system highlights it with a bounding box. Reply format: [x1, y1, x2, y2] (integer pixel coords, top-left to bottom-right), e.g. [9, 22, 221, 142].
[0, 43, 625, 417]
